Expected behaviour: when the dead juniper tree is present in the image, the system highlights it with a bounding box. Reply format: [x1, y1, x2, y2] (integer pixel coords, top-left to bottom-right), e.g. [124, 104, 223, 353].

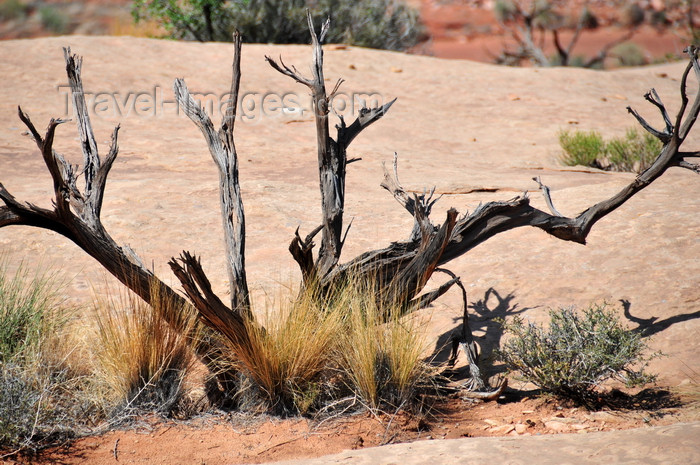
[1, 12, 699, 403]
[494, 1, 638, 68]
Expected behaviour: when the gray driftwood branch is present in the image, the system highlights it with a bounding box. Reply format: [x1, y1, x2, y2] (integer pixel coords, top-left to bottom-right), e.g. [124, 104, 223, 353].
[172, 31, 251, 316]
[266, 10, 395, 281]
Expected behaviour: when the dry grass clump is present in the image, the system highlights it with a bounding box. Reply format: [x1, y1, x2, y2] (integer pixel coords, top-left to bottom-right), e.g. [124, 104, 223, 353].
[337, 282, 432, 411]
[220, 278, 435, 415]
[0, 257, 437, 451]
[226, 286, 344, 414]
[90, 283, 201, 421]
[0, 260, 97, 453]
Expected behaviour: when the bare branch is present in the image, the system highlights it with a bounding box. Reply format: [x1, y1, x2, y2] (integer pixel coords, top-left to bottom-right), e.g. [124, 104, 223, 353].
[17, 109, 73, 214]
[675, 56, 694, 129]
[337, 98, 396, 148]
[679, 46, 700, 140]
[168, 252, 251, 347]
[416, 267, 464, 311]
[532, 176, 563, 217]
[174, 39, 250, 314]
[415, 276, 459, 310]
[92, 124, 120, 219]
[265, 55, 313, 88]
[584, 29, 634, 68]
[63, 48, 102, 212]
[460, 379, 507, 400]
[677, 160, 700, 173]
[626, 106, 671, 142]
[328, 78, 344, 101]
[645, 89, 674, 134]
[381, 153, 416, 216]
[173, 78, 225, 171]
[0, 183, 59, 229]
[223, 30, 242, 142]
[269, 12, 395, 280]
[289, 225, 322, 284]
[386, 209, 457, 306]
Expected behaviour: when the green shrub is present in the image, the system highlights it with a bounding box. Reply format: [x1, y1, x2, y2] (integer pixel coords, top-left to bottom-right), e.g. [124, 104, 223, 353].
[579, 7, 598, 30]
[132, 0, 422, 50]
[620, 3, 645, 28]
[610, 42, 647, 67]
[0, 262, 65, 362]
[558, 129, 605, 168]
[0, 0, 27, 21]
[559, 128, 662, 173]
[39, 5, 68, 34]
[498, 304, 657, 403]
[493, 0, 517, 23]
[606, 128, 661, 172]
[0, 261, 97, 452]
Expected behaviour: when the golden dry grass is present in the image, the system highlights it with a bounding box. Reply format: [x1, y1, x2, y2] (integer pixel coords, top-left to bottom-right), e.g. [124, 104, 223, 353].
[90, 282, 199, 415]
[338, 285, 432, 410]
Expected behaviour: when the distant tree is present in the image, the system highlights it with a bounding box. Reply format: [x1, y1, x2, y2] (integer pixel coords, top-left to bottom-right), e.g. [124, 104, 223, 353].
[493, 0, 638, 68]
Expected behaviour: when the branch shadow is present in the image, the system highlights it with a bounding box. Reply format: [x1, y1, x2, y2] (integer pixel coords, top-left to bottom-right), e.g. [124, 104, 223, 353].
[428, 287, 533, 379]
[620, 299, 700, 338]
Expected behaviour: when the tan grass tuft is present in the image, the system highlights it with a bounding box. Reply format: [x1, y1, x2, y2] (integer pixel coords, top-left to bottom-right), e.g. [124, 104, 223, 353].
[90, 281, 199, 417]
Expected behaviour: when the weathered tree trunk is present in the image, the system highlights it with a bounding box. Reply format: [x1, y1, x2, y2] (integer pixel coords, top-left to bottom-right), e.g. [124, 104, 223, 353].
[171, 31, 251, 318]
[266, 12, 396, 282]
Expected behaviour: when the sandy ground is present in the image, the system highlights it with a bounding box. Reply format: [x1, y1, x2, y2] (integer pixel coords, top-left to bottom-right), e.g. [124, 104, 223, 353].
[0, 35, 699, 463]
[271, 421, 700, 465]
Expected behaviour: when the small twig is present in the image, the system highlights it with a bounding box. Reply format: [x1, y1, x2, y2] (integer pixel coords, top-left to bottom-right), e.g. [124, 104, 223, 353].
[626, 106, 671, 142]
[677, 160, 700, 173]
[532, 176, 563, 217]
[380, 400, 407, 446]
[645, 88, 674, 134]
[312, 396, 358, 429]
[256, 436, 303, 455]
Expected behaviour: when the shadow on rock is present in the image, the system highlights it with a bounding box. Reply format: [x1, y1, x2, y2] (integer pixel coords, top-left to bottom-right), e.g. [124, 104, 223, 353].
[428, 287, 533, 380]
[620, 299, 700, 338]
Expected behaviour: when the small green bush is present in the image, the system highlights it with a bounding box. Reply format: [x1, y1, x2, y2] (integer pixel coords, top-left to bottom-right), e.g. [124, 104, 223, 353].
[608, 128, 662, 172]
[579, 7, 598, 30]
[0, 0, 27, 21]
[493, 0, 517, 23]
[610, 42, 647, 67]
[0, 262, 64, 362]
[558, 129, 605, 168]
[559, 128, 662, 173]
[132, 0, 422, 50]
[620, 3, 645, 28]
[0, 261, 97, 452]
[39, 5, 68, 34]
[498, 304, 657, 402]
